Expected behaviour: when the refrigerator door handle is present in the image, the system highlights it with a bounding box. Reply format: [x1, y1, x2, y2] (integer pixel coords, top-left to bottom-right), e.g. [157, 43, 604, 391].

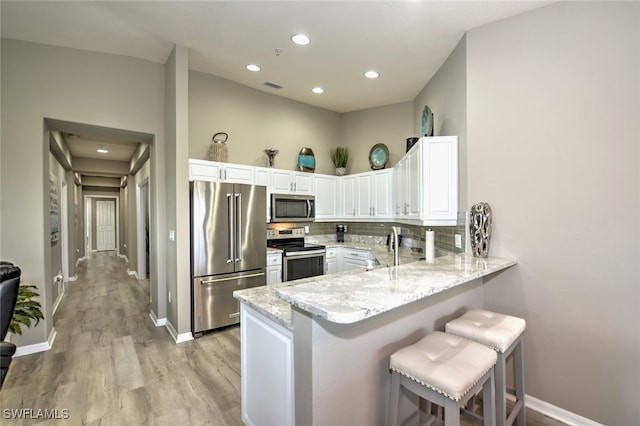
[307, 200, 312, 218]
[235, 192, 242, 262]
[227, 193, 234, 264]
[199, 272, 265, 285]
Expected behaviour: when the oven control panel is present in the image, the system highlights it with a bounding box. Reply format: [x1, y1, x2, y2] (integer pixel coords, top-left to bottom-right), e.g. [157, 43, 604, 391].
[267, 228, 306, 240]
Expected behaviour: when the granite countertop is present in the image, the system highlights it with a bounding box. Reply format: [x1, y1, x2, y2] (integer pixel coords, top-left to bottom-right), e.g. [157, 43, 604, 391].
[235, 243, 517, 329]
[276, 253, 517, 324]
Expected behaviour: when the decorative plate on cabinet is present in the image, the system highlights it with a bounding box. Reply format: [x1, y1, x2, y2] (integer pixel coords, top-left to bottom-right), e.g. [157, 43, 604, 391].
[369, 143, 389, 170]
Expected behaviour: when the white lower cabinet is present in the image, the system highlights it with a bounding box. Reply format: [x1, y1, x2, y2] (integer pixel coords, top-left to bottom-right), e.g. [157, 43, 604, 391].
[241, 304, 294, 426]
[325, 247, 339, 274]
[266, 252, 282, 285]
[342, 248, 372, 272]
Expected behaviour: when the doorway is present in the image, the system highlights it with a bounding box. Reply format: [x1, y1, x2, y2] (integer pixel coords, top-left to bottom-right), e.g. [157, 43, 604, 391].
[96, 200, 116, 251]
[85, 195, 119, 253]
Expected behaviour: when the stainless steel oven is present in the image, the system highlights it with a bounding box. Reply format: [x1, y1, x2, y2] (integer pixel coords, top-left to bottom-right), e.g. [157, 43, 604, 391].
[283, 248, 325, 281]
[271, 194, 315, 222]
[267, 228, 325, 281]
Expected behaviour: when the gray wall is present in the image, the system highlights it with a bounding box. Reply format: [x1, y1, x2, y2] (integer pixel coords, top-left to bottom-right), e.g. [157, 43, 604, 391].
[414, 35, 468, 210]
[164, 45, 191, 336]
[189, 70, 341, 175]
[0, 39, 167, 346]
[465, 2, 639, 423]
[339, 102, 414, 174]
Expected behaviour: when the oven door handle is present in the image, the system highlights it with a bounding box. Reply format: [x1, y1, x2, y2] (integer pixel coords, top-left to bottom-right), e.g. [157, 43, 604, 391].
[284, 249, 326, 257]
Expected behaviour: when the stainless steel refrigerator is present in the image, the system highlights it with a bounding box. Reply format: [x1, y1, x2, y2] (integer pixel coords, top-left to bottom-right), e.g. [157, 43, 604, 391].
[190, 180, 267, 335]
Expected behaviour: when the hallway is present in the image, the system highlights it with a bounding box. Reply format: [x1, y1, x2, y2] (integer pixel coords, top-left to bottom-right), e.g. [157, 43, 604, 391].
[1, 253, 567, 425]
[1, 252, 242, 425]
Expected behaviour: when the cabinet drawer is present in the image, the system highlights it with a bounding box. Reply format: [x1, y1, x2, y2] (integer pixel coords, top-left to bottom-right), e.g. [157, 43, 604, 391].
[267, 253, 283, 265]
[344, 249, 369, 260]
[326, 247, 337, 258]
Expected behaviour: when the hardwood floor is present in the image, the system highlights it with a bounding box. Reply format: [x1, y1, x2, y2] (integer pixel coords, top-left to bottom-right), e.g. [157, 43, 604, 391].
[1, 252, 567, 425]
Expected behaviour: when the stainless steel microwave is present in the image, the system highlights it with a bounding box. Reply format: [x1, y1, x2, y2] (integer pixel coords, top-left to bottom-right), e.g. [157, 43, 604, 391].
[271, 194, 315, 222]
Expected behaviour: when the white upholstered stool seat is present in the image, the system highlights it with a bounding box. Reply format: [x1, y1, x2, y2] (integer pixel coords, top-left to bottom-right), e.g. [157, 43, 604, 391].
[388, 331, 497, 426]
[446, 309, 526, 426]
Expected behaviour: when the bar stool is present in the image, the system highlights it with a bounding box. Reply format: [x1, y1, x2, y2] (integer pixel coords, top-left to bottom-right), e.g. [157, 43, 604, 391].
[388, 331, 497, 426]
[445, 309, 526, 426]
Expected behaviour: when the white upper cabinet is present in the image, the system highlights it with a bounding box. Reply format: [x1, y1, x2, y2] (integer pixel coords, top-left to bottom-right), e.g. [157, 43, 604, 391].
[271, 169, 314, 195]
[189, 159, 254, 184]
[189, 135, 457, 225]
[315, 174, 340, 220]
[341, 175, 357, 218]
[354, 170, 392, 219]
[393, 136, 458, 226]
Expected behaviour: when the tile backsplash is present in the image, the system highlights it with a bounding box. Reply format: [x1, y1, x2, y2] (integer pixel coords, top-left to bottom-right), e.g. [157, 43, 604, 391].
[274, 212, 469, 254]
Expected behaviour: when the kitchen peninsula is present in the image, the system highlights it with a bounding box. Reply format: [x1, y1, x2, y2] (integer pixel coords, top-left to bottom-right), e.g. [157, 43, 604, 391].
[234, 248, 516, 425]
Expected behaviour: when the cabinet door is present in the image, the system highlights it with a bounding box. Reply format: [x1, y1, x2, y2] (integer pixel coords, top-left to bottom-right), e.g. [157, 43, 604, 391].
[372, 170, 392, 218]
[343, 249, 369, 271]
[255, 167, 270, 187]
[406, 145, 422, 219]
[422, 136, 458, 224]
[267, 266, 282, 285]
[223, 164, 254, 184]
[315, 174, 339, 220]
[189, 159, 221, 182]
[342, 176, 357, 218]
[356, 173, 372, 218]
[271, 170, 293, 193]
[292, 171, 314, 194]
[241, 304, 294, 426]
[326, 258, 338, 275]
[393, 158, 407, 216]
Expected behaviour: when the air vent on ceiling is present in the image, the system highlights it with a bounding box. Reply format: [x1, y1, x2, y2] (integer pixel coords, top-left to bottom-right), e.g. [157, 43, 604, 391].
[263, 81, 283, 90]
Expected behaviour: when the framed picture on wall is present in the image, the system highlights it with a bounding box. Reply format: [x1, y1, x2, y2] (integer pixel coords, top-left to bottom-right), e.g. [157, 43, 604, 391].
[50, 174, 60, 243]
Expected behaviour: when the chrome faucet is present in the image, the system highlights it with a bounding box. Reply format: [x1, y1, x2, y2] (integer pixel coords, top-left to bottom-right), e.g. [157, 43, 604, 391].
[391, 226, 400, 266]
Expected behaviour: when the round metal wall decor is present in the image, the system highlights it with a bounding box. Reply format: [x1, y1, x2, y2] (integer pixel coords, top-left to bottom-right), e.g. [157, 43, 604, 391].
[469, 202, 492, 258]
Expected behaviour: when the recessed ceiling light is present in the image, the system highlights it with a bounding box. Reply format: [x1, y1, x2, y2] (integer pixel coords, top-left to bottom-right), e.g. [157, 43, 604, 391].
[364, 70, 380, 79]
[291, 34, 310, 45]
[312, 87, 324, 94]
[246, 64, 261, 72]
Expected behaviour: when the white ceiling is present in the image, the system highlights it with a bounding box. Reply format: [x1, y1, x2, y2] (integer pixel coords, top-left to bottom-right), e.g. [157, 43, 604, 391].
[1, 0, 552, 114]
[64, 134, 140, 162]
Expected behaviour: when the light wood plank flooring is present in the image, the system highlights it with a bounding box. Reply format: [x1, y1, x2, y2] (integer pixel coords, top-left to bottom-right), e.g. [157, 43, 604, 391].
[1, 252, 566, 425]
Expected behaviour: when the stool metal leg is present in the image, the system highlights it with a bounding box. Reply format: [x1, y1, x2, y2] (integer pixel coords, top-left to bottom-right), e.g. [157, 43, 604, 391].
[444, 401, 460, 426]
[482, 369, 496, 426]
[495, 351, 507, 426]
[388, 371, 401, 426]
[514, 338, 526, 426]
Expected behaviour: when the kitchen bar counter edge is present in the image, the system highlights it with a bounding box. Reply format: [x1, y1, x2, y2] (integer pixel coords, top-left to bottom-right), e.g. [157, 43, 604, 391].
[233, 251, 517, 328]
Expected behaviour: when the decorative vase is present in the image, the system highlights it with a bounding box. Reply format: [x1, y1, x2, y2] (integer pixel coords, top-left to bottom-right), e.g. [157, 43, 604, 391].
[208, 132, 229, 162]
[469, 202, 492, 258]
[420, 105, 434, 137]
[297, 148, 315, 172]
[264, 149, 279, 167]
[335, 167, 346, 176]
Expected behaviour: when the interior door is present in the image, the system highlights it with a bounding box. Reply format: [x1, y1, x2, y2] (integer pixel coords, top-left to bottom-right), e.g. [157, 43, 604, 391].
[96, 200, 116, 251]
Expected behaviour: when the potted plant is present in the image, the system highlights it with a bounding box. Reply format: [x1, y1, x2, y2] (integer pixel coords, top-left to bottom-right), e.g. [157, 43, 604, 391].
[330, 147, 349, 176]
[9, 283, 44, 335]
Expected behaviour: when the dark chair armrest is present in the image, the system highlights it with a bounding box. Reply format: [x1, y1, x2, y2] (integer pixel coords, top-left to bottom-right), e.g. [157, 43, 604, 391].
[0, 341, 17, 359]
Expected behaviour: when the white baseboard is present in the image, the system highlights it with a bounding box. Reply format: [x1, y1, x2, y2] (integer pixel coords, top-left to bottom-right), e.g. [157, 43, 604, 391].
[164, 320, 193, 344]
[14, 327, 57, 357]
[127, 269, 139, 279]
[75, 256, 86, 268]
[526, 394, 604, 426]
[66, 275, 78, 282]
[52, 286, 65, 316]
[118, 254, 129, 263]
[149, 311, 167, 327]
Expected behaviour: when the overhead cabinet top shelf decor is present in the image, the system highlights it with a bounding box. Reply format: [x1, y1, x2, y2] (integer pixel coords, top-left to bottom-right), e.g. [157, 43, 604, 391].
[189, 136, 458, 226]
